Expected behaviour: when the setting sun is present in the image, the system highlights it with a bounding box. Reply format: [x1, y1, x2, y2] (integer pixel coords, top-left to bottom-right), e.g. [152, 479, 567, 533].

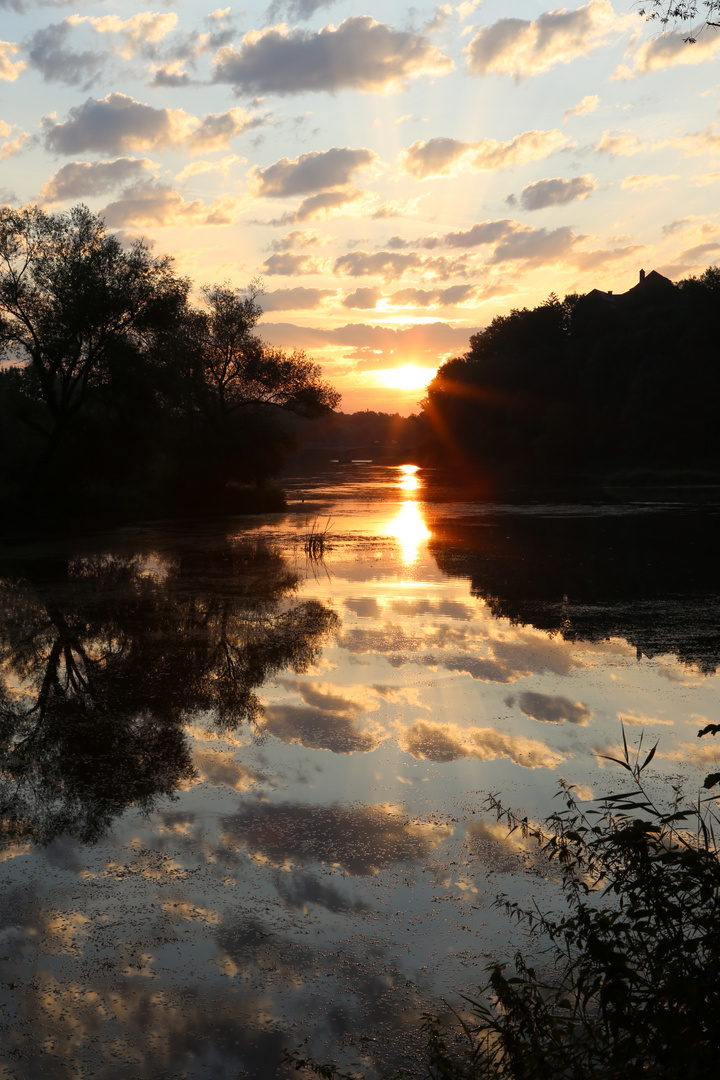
[374, 366, 438, 392]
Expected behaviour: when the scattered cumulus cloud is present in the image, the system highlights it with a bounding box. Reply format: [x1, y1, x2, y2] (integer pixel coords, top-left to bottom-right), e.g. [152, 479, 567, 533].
[564, 93, 599, 121]
[174, 154, 240, 181]
[42, 94, 263, 156]
[595, 129, 647, 156]
[620, 173, 679, 191]
[212, 16, 453, 96]
[0, 39, 26, 81]
[342, 286, 383, 309]
[101, 180, 242, 228]
[40, 157, 158, 202]
[520, 174, 597, 210]
[262, 251, 327, 275]
[68, 11, 178, 59]
[401, 129, 571, 179]
[465, 1, 630, 79]
[260, 287, 337, 311]
[0, 127, 29, 161]
[660, 123, 720, 158]
[251, 147, 377, 198]
[615, 27, 720, 79]
[185, 108, 262, 152]
[271, 189, 366, 225]
[26, 20, 106, 87]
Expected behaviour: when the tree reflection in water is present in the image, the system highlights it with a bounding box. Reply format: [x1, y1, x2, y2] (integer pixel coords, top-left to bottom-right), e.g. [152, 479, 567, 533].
[429, 503, 720, 672]
[0, 540, 339, 844]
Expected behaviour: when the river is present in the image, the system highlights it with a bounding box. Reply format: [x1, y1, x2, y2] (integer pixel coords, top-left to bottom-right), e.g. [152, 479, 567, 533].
[1, 465, 718, 1078]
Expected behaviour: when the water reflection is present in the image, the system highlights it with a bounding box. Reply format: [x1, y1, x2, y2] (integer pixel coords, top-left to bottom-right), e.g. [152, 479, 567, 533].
[397, 464, 420, 492]
[428, 505, 720, 671]
[0, 540, 339, 844]
[386, 501, 430, 564]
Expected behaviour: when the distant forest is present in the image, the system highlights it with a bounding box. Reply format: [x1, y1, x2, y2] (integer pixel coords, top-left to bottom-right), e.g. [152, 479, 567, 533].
[423, 266, 720, 482]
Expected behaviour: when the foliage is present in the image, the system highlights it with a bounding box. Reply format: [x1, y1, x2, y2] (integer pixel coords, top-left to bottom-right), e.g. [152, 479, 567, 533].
[422, 727, 720, 1080]
[638, 0, 720, 35]
[423, 268, 720, 480]
[0, 205, 340, 522]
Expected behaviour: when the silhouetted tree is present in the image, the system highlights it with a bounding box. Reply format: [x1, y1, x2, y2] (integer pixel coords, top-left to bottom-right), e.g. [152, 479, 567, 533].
[0, 204, 187, 473]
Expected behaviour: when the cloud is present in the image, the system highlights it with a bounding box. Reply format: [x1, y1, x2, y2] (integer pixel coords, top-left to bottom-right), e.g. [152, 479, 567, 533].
[0, 130, 29, 161]
[101, 179, 241, 228]
[261, 251, 327, 275]
[174, 154, 240, 181]
[40, 157, 158, 202]
[401, 129, 570, 179]
[420, 218, 519, 248]
[267, 0, 336, 21]
[271, 189, 366, 225]
[342, 286, 383, 309]
[334, 250, 424, 281]
[220, 801, 452, 876]
[388, 284, 479, 307]
[333, 250, 470, 282]
[42, 94, 264, 157]
[620, 172, 679, 190]
[26, 20, 105, 86]
[465, 0, 627, 78]
[564, 93, 599, 120]
[270, 228, 328, 251]
[212, 16, 453, 95]
[185, 108, 262, 152]
[508, 691, 592, 725]
[520, 174, 596, 210]
[42, 94, 195, 155]
[677, 240, 720, 264]
[260, 320, 482, 368]
[660, 123, 720, 157]
[260, 705, 380, 754]
[260, 287, 336, 311]
[0, 40, 26, 81]
[68, 11, 178, 59]
[616, 27, 720, 79]
[402, 720, 565, 769]
[490, 225, 579, 266]
[252, 147, 377, 198]
[595, 129, 647, 156]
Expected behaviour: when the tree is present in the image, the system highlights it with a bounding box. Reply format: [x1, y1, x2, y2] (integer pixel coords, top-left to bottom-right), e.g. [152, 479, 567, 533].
[638, 0, 720, 35]
[175, 283, 340, 490]
[0, 204, 188, 469]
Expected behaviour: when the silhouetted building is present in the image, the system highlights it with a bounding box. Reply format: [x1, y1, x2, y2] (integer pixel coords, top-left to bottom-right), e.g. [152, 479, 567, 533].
[587, 268, 674, 305]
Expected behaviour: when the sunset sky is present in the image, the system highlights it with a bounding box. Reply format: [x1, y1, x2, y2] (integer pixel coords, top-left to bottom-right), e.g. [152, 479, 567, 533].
[2, 0, 719, 412]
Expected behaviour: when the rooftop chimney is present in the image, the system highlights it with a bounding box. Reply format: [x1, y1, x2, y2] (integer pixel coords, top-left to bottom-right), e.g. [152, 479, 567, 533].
[639, 268, 645, 283]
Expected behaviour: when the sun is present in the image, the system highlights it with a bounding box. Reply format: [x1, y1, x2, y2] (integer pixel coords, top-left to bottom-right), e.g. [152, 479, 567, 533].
[374, 365, 438, 391]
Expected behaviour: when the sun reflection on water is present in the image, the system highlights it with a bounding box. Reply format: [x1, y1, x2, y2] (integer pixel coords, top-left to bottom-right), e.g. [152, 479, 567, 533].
[387, 500, 430, 564]
[397, 464, 420, 492]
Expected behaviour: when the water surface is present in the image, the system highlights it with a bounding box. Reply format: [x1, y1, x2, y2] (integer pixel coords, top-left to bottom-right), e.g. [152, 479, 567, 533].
[1, 466, 718, 1078]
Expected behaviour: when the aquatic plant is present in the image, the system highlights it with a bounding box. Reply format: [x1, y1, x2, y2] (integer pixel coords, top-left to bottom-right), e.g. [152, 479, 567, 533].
[422, 728, 720, 1080]
[304, 517, 333, 559]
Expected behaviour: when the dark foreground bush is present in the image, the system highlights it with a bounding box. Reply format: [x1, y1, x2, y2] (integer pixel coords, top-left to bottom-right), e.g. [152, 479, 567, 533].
[290, 730, 720, 1079]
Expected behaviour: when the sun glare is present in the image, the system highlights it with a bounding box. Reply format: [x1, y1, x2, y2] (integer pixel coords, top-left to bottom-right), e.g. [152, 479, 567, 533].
[375, 365, 437, 391]
[386, 500, 430, 564]
[397, 464, 420, 492]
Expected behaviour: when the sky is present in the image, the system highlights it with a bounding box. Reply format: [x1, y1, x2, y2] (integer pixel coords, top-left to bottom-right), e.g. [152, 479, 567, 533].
[1, 0, 719, 413]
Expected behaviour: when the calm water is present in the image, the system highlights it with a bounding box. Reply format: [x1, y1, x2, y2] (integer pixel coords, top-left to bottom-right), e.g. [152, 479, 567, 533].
[1, 466, 719, 1078]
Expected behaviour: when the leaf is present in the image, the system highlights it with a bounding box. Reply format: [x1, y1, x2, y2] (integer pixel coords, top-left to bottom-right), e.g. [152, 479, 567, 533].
[599, 755, 632, 771]
[703, 772, 720, 790]
[639, 742, 658, 772]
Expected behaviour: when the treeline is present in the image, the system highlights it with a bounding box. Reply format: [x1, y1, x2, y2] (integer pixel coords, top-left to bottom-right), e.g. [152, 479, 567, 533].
[0, 205, 338, 527]
[424, 267, 720, 482]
